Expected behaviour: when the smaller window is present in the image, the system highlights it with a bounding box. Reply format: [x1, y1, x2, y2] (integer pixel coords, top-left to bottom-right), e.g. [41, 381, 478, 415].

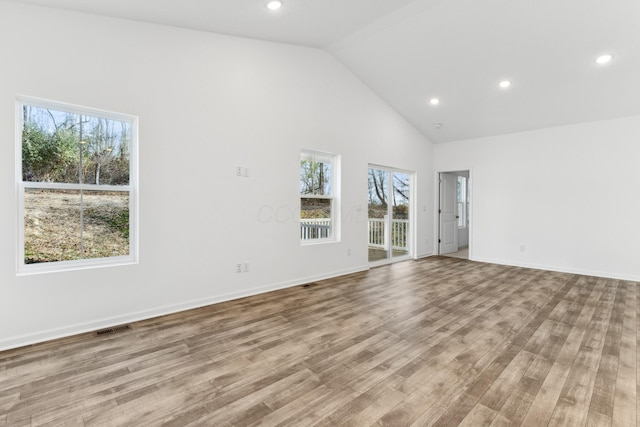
[300, 150, 337, 242]
[457, 176, 467, 228]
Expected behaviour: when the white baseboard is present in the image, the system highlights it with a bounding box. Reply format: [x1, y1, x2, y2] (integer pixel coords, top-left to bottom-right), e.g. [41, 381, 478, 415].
[0, 264, 370, 352]
[415, 252, 434, 259]
[472, 256, 640, 282]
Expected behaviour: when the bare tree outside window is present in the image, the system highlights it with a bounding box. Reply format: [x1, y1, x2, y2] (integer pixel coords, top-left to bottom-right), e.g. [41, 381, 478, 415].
[368, 169, 409, 219]
[18, 99, 137, 272]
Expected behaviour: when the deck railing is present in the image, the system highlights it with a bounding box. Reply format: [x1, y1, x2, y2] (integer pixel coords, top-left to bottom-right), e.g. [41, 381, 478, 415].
[368, 217, 409, 250]
[368, 219, 385, 249]
[301, 217, 408, 250]
[300, 218, 331, 240]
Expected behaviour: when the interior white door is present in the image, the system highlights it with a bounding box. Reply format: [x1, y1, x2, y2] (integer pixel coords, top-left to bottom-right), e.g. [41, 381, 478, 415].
[439, 173, 459, 254]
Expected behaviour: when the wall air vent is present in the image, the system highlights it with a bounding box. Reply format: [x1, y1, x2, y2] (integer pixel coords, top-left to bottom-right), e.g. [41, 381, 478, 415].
[95, 325, 131, 336]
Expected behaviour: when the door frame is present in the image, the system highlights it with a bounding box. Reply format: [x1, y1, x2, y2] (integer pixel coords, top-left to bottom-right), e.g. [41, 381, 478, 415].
[439, 172, 459, 254]
[437, 169, 472, 259]
[367, 164, 415, 266]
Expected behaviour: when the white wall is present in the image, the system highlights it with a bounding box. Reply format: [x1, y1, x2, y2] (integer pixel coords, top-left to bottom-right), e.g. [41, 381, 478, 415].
[434, 116, 640, 281]
[0, 1, 434, 350]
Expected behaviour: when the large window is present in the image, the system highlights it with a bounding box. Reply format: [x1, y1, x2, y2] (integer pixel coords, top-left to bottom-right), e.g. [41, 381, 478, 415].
[16, 97, 138, 274]
[300, 150, 337, 242]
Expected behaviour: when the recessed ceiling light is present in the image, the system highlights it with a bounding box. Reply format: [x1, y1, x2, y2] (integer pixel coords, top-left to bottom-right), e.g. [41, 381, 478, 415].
[267, 1, 283, 10]
[596, 54, 613, 64]
[499, 80, 511, 89]
[429, 98, 440, 106]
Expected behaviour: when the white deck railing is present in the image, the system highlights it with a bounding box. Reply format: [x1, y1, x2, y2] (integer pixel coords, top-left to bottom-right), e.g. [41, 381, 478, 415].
[300, 218, 331, 240]
[368, 217, 409, 250]
[368, 218, 386, 249]
[301, 217, 408, 250]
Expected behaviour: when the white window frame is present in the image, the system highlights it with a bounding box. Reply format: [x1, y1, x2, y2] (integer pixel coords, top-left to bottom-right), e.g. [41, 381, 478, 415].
[15, 96, 139, 275]
[300, 149, 340, 244]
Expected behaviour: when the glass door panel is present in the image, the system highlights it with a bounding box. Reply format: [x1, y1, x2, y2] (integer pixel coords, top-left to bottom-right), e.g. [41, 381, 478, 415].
[368, 168, 389, 262]
[368, 167, 412, 263]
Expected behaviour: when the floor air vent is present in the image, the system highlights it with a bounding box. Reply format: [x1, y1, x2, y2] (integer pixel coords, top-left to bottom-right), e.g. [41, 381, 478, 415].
[95, 325, 131, 336]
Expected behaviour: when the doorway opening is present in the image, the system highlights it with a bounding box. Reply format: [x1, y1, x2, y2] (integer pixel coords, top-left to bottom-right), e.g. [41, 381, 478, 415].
[367, 166, 413, 264]
[438, 170, 470, 260]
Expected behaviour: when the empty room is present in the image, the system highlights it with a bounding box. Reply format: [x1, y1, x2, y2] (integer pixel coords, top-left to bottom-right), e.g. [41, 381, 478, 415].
[1, 0, 639, 425]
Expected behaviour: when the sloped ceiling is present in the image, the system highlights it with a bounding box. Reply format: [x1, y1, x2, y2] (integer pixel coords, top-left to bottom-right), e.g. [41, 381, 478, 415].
[5, 0, 640, 142]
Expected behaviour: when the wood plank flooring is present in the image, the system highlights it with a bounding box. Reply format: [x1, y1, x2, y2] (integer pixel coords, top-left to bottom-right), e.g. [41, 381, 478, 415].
[0, 256, 638, 426]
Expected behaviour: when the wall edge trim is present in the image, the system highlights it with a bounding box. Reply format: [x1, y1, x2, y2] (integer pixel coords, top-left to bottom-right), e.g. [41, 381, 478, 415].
[0, 264, 370, 352]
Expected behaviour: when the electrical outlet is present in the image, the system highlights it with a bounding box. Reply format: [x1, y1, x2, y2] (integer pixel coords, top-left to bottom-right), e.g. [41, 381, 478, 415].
[236, 263, 242, 273]
[236, 167, 242, 177]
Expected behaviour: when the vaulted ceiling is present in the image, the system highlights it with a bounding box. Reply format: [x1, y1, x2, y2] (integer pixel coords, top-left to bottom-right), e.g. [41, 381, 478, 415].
[7, 0, 640, 143]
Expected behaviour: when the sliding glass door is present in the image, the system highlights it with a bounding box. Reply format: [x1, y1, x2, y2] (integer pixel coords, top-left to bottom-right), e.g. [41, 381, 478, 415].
[367, 166, 411, 263]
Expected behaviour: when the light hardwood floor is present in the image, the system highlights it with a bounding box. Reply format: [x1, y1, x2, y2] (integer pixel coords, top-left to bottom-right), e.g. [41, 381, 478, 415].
[1, 257, 637, 426]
